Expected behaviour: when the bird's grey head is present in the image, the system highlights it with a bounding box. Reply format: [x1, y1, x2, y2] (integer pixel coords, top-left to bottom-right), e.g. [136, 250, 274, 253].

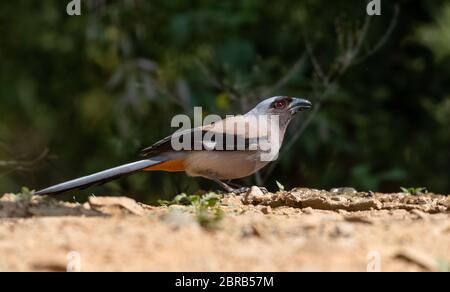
[246, 96, 312, 124]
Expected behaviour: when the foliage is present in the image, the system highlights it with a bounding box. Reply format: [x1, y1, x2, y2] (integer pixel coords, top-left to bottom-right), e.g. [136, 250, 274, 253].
[400, 187, 428, 196]
[417, 5, 450, 61]
[14, 187, 35, 202]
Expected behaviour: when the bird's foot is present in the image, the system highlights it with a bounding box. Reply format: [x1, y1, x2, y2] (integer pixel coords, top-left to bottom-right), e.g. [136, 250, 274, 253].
[213, 179, 268, 195]
[230, 186, 268, 195]
[230, 187, 249, 195]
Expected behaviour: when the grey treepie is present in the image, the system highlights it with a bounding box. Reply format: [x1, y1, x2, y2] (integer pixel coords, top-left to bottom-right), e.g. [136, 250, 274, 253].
[36, 96, 312, 195]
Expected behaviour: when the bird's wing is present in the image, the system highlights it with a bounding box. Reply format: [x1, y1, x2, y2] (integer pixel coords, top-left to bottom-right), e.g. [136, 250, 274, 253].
[140, 115, 268, 157]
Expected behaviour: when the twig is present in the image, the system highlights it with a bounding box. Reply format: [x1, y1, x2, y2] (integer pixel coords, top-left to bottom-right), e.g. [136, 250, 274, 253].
[195, 59, 243, 101]
[262, 53, 308, 97]
[327, 12, 371, 82]
[0, 148, 50, 169]
[355, 4, 400, 63]
[261, 7, 399, 183]
[303, 37, 327, 83]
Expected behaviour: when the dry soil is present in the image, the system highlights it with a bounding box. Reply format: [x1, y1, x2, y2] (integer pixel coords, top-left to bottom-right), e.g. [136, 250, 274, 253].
[0, 188, 449, 272]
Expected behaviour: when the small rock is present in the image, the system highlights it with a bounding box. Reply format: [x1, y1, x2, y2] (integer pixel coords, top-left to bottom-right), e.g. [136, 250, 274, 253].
[331, 196, 348, 202]
[261, 206, 272, 214]
[88, 196, 144, 216]
[1, 195, 101, 218]
[301, 215, 322, 229]
[138, 203, 155, 212]
[240, 223, 264, 238]
[330, 187, 357, 195]
[338, 209, 348, 215]
[250, 224, 263, 237]
[247, 186, 264, 197]
[302, 207, 314, 214]
[244, 186, 268, 204]
[444, 197, 450, 208]
[0, 193, 17, 202]
[438, 206, 447, 213]
[221, 194, 243, 207]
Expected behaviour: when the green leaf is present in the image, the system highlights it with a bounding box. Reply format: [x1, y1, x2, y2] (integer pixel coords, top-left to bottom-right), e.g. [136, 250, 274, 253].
[400, 187, 409, 193]
[15, 187, 35, 202]
[276, 181, 285, 191]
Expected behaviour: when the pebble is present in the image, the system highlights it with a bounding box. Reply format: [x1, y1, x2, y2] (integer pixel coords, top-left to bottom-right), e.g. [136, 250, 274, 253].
[261, 206, 272, 214]
[330, 187, 357, 195]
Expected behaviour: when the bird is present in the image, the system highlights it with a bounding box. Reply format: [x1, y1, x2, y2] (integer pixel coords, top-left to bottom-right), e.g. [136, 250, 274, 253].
[36, 96, 312, 195]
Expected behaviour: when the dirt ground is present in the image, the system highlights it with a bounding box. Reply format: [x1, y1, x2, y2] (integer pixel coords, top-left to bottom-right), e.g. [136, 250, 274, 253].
[0, 187, 449, 272]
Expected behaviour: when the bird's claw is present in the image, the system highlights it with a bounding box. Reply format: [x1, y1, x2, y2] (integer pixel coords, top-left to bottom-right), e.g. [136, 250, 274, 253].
[230, 186, 268, 195]
[258, 187, 269, 194]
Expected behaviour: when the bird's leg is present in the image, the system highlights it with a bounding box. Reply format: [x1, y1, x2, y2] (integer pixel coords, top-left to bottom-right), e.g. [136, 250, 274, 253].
[213, 179, 237, 193]
[214, 179, 268, 194]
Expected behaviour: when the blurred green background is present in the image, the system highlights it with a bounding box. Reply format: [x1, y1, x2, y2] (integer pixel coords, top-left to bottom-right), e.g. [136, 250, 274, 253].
[0, 0, 449, 202]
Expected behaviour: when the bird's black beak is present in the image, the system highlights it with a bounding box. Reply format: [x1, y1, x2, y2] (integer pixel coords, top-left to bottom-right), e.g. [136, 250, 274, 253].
[289, 98, 312, 114]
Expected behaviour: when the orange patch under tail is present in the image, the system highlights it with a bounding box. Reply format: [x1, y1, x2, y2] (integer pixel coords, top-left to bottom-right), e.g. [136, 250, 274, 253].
[143, 159, 186, 172]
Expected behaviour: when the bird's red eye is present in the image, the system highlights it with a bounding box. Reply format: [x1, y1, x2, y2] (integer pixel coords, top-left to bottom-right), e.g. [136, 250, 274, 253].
[274, 100, 286, 109]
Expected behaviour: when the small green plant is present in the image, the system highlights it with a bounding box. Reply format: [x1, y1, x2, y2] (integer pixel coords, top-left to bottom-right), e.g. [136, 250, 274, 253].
[159, 192, 224, 229]
[157, 193, 190, 206]
[276, 180, 285, 191]
[400, 187, 427, 195]
[14, 187, 35, 202]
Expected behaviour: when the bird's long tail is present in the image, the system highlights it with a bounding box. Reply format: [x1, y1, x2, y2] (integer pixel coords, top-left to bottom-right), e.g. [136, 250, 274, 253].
[36, 157, 167, 195]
